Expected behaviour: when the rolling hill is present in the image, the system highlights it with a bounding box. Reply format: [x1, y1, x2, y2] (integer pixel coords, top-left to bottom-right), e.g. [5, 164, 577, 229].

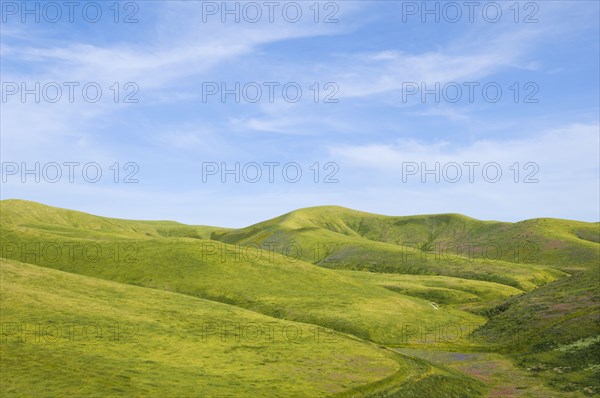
[1, 199, 598, 396]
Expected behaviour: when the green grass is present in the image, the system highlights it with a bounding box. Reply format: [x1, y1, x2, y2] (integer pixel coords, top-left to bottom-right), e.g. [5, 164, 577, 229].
[337, 351, 488, 398]
[210, 205, 576, 291]
[1, 257, 491, 398]
[1, 201, 487, 349]
[1, 199, 598, 396]
[0, 233, 486, 348]
[0, 199, 229, 240]
[1, 258, 404, 397]
[211, 205, 598, 271]
[474, 268, 600, 394]
[340, 271, 524, 314]
[394, 348, 586, 397]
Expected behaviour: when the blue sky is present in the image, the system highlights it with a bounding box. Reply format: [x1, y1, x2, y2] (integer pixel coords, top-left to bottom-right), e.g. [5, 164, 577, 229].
[1, 1, 599, 227]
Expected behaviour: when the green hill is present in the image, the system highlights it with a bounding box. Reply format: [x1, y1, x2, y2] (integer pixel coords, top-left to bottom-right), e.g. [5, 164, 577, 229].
[0, 200, 486, 348]
[0, 198, 228, 240]
[1, 199, 598, 396]
[212, 205, 598, 272]
[210, 205, 585, 291]
[475, 267, 600, 394]
[1, 258, 423, 397]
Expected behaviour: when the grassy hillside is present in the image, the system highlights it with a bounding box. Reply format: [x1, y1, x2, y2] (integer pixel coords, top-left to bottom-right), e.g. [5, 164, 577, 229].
[475, 267, 600, 394]
[211, 206, 569, 291]
[394, 348, 584, 398]
[1, 258, 406, 397]
[0, 198, 228, 240]
[1, 199, 598, 396]
[0, 201, 486, 348]
[212, 205, 598, 272]
[340, 271, 524, 314]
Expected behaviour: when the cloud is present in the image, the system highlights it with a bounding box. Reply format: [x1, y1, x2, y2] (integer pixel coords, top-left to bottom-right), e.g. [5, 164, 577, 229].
[330, 123, 599, 171]
[332, 28, 542, 99]
[0, 1, 351, 160]
[325, 123, 599, 221]
[2, 1, 597, 225]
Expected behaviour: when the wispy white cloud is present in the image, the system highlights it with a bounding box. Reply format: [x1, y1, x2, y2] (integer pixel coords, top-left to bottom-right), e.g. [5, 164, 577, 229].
[325, 123, 599, 221]
[1, 1, 353, 159]
[330, 123, 599, 171]
[2, 1, 597, 224]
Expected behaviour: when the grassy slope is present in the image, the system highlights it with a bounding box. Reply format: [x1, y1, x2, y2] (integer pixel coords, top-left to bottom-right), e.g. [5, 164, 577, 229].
[476, 267, 600, 394]
[0, 200, 484, 348]
[212, 205, 597, 271]
[2, 199, 598, 395]
[211, 206, 575, 291]
[0, 198, 229, 240]
[1, 258, 406, 397]
[210, 205, 600, 393]
[1, 258, 489, 398]
[340, 271, 524, 314]
[394, 348, 585, 398]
